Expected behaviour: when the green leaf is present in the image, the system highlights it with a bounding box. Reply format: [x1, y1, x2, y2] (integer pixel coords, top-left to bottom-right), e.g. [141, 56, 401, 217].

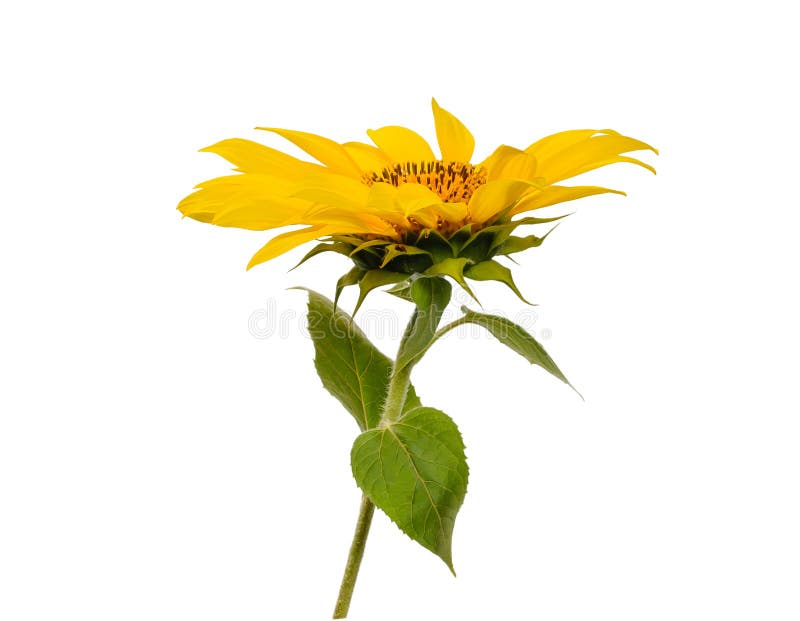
[305, 289, 422, 431]
[353, 269, 410, 316]
[425, 257, 478, 303]
[465, 260, 532, 304]
[456, 306, 578, 394]
[351, 406, 468, 573]
[395, 276, 452, 371]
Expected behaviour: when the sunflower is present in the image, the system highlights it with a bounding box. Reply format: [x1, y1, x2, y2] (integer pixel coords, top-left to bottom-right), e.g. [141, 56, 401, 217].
[178, 99, 656, 306]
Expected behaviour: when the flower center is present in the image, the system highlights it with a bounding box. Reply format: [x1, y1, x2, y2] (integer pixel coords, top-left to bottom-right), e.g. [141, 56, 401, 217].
[362, 161, 487, 203]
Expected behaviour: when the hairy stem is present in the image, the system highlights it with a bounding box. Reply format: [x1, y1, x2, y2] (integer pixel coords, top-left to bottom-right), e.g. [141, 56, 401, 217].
[333, 363, 411, 618]
[381, 362, 413, 424]
[333, 494, 375, 619]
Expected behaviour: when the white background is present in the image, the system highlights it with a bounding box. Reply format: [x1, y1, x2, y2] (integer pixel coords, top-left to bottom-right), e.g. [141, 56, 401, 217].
[1, 1, 798, 619]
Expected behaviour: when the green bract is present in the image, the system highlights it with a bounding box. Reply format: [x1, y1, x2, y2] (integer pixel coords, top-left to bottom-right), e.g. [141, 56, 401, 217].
[295, 214, 569, 312]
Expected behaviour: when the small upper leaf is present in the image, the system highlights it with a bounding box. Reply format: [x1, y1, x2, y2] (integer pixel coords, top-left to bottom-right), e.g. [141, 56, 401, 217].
[351, 406, 468, 573]
[305, 289, 421, 430]
[456, 306, 578, 394]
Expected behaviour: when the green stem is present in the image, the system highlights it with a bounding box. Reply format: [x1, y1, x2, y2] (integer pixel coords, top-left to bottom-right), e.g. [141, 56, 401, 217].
[333, 364, 411, 618]
[333, 494, 375, 619]
[381, 362, 413, 423]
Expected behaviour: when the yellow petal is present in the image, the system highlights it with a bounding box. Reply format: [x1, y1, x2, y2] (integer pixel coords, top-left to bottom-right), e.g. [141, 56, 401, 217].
[247, 225, 335, 270]
[365, 182, 441, 216]
[431, 98, 475, 162]
[213, 196, 309, 230]
[200, 138, 324, 179]
[484, 146, 539, 182]
[342, 141, 392, 172]
[525, 129, 618, 161]
[435, 201, 469, 222]
[291, 173, 370, 213]
[395, 183, 443, 212]
[510, 185, 626, 215]
[256, 127, 362, 178]
[479, 144, 515, 170]
[366, 126, 436, 162]
[468, 179, 538, 223]
[302, 204, 398, 237]
[407, 206, 439, 229]
[394, 184, 446, 228]
[192, 173, 296, 194]
[364, 183, 408, 226]
[530, 131, 657, 183]
[177, 174, 299, 226]
[364, 181, 445, 229]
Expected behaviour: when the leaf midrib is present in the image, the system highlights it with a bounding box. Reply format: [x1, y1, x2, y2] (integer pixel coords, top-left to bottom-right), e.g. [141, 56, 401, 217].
[347, 333, 372, 430]
[385, 423, 446, 545]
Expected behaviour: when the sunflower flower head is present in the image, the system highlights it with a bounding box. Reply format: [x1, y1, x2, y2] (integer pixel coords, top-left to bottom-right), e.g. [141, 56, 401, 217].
[178, 99, 656, 308]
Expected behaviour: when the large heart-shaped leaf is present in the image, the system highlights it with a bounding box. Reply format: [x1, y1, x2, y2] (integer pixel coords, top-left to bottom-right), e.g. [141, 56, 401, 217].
[305, 289, 421, 430]
[351, 406, 468, 572]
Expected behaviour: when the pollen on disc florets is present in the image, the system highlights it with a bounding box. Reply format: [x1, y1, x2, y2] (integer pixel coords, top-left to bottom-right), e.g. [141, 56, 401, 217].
[362, 161, 488, 203]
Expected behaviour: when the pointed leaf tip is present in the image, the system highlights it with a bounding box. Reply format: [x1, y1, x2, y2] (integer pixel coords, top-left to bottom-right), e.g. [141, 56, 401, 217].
[456, 306, 579, 395]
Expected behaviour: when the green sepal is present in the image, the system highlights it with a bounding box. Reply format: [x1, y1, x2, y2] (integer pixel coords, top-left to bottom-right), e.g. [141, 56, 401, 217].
[425, 257, 479, 303]
[349, 238, 391, 256]
[465, 260, 532, 304]
[414, 229, 457, 263]
[460, 214, 570, 258]
[508, 213, 572, 228]
[495, 224, 559, 256]
[495, 234, 545, 255]
[354, 269, 410, 316]
[395, 276, 452, 371]
[385, 280, 414, 302]
[456, 305, 579, 395]
[457, 229, 494, 263]
[291, 241, 353, 271]
[330, 234, 368, 246]
[303, 289, 422, 431]
[334, 266, 364, 309]
[380, 244, 431, 269]
[351, 406, 468, 573]
[459, 223, 508, 258]
[445, 223, 475, 254]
